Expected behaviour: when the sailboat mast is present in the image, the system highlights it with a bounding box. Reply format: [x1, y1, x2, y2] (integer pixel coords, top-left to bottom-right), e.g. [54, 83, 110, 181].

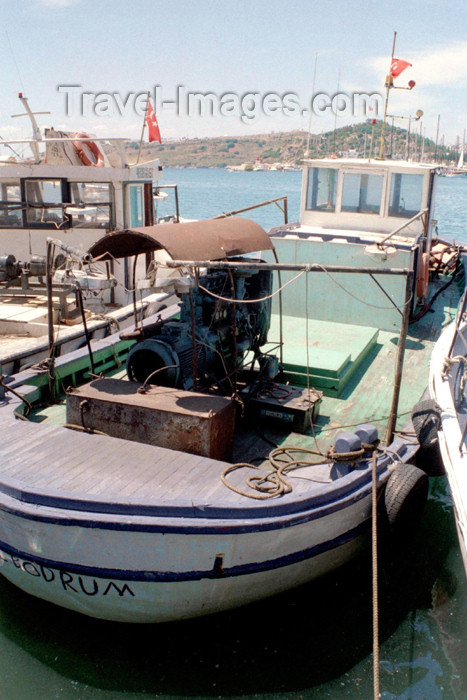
[458, 129, 465, 169]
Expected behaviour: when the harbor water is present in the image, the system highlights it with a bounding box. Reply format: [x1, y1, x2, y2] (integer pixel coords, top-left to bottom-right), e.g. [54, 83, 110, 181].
[0, 168, 466, 699]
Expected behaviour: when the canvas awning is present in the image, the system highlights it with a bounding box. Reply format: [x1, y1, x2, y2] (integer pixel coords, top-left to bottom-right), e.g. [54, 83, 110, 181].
[87, 217, 274, 262]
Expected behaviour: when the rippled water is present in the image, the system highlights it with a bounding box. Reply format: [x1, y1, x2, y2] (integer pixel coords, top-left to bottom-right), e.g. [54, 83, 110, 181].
[0, 169, 466, 699]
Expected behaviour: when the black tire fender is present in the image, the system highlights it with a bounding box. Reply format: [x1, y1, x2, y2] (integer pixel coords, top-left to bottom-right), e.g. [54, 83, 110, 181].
[384, 463, 429, 531]
[412, 399, 445, 476]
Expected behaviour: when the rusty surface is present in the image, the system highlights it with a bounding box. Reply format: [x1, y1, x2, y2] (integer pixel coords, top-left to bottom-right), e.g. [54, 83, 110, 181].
[66, 378, 236, 461]
[87, 217, 274, 262]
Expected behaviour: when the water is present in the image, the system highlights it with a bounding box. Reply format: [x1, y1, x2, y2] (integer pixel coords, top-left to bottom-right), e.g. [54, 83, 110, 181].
[1, 169, 467, 700]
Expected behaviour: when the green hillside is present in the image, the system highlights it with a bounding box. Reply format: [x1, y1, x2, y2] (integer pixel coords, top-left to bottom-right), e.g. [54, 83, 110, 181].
[126, 121, 457, 168]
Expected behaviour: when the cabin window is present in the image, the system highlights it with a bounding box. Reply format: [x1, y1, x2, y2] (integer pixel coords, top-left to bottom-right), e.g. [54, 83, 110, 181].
[341, 173, 383, 214]
[22, 178, 69, 228]
[69, 182, 112, 228]
[0, 182, 22, 227]
[306, 168, 337, 212]
[389, 173, 424, 218]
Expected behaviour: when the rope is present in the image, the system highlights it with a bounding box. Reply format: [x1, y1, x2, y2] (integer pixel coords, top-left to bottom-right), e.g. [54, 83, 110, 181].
[64, 423, 108, 436]
[441, 354, 466, 382]
[313, 263, 413, 312]
[221, 443, 379, 499]
[372, 449, 380, 700]
[221, 446, 328, 500]
[197, 270, 306, 304]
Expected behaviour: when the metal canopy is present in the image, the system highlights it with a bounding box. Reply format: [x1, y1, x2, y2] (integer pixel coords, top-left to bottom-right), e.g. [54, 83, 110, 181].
[87, 217, 274, 262]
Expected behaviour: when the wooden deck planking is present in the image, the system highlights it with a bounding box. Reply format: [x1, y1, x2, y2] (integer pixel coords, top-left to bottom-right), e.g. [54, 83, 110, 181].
[88, 443, 185, 499]
[0, 424, 74, 479]
[53, 436, 182, 497]
[124, 456, 193, 499]
[0, 426, 105, 488]
[0, 417, 231, 505]
[128, 452, 211, 501]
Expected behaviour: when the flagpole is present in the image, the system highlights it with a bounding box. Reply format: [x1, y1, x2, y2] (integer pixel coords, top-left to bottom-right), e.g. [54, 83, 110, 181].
[136, 91, 151, 165]
[377, 31, 397, 160]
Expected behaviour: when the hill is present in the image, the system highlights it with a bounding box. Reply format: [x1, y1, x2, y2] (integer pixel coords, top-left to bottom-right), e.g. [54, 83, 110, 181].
[126, 121, 458, 168]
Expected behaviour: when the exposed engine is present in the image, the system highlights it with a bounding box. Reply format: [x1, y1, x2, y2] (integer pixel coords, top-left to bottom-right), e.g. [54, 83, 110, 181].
[0, 254, 47, 284]
[126, 262, 273, 391]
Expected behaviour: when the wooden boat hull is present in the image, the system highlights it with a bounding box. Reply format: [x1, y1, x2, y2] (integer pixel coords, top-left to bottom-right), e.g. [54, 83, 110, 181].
[0, 464, 377, 622]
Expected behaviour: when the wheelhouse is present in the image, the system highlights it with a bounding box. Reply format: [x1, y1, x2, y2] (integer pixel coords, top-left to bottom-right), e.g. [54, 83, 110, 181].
[301, 158, 437, 239]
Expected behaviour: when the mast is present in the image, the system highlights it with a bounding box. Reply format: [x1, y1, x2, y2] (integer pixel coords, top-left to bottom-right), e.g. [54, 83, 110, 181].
[377, 31, 397, 160]
[458, 129, 465, 169]
[433, 115, 440, 163]
[11, 93, 50, 163]
[377, 32, 416, 160]
[304, 53, 319, 157]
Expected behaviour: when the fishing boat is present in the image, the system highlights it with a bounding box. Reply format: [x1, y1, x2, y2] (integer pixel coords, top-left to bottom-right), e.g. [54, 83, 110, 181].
[429, 294, 467, 577]
[0, 94, 178, 374]
[0, 142, 464, 622]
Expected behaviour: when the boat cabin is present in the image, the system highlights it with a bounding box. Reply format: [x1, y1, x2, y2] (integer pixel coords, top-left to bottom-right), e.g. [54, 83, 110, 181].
[0, 106, 176, 309]
[299, 158, 436, 238]
[268, 158, 439, 334]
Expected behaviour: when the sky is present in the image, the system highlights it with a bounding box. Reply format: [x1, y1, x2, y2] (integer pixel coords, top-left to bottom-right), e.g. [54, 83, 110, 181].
[1, 0, 467, 149]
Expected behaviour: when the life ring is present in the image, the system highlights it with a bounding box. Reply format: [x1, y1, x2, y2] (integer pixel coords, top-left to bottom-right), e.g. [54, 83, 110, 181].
[73, 133, 105, 167]
[416, 252, 430, 299]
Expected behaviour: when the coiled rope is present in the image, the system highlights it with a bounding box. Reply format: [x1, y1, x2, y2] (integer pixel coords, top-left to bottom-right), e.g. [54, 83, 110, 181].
[221, 443, 378, 500]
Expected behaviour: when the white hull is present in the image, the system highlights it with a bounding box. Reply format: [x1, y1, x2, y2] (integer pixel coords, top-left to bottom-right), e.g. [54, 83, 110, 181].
[0, 488, 371, 622]
[430, 319, 467, 576]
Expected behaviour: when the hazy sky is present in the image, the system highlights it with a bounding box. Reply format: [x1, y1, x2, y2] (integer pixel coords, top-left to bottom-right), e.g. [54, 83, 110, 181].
[1, 0, 466, 147]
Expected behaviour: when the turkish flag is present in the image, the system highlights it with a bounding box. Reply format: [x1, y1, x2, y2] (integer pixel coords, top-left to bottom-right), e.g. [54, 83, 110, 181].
[145, 100, 161, 143]
[390, 58, 412, 78]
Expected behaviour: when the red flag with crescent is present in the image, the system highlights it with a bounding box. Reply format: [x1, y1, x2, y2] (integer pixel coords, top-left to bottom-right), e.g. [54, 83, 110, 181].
[145, 100, 161, 143]
[390, 58, 412, 78]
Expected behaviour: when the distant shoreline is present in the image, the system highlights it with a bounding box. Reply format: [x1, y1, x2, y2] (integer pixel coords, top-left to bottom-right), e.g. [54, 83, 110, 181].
[127, 121, 454, 169]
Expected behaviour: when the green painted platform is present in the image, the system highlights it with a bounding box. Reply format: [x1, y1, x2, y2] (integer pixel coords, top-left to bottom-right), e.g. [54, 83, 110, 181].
[268, 314, 379, 397]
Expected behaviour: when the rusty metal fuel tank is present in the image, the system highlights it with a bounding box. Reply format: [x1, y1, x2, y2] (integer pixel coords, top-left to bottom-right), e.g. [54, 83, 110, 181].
[66, 378, 236, 460]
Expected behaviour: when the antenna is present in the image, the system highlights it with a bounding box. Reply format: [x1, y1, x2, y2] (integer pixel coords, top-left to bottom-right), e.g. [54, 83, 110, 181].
[332, 68, 341, 156]
[304, 53, 318, 157]
[10, 93, 50, 163]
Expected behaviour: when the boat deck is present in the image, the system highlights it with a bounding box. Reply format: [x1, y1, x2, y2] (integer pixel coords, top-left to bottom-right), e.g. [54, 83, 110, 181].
[0, 398, 340, 519]
[22, 274, 460, 461]
[0, 273, 460, 519]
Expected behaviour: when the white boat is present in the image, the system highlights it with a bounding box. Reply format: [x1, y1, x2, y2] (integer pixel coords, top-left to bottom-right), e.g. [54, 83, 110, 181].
[429, 297, 467, 576]
[0, 94, 178, 373]
[443, 131, 467, 177]
[0, 146, 463, 623]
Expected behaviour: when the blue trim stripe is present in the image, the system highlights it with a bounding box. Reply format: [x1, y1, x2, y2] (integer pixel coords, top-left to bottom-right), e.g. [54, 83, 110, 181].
[0, 482, 373, 535]
[0, 521, 368, 583]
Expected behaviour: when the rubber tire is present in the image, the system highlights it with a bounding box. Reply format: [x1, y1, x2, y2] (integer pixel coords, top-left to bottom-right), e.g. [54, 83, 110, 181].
[384, 463, 429, 533]
[412, 399, 445, 476]
[412, 399, 441, 448]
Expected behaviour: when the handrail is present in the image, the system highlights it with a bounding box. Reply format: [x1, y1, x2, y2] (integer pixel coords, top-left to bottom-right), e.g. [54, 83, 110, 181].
[162, 259, 410, 275]
[213, 196, 288, 225]
[379, 208, 428, 246]
[0, 137, 130, 145]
